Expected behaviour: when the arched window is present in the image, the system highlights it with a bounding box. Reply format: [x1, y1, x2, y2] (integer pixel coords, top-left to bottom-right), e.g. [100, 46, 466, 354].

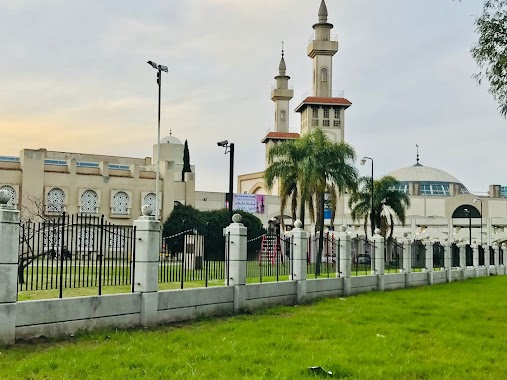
[112, 191, 129, 215]
[321, 68, 328, 82]
[47, 188, 65, 213]
[280, 110, 286, 121]
[143, 193, 156, 215]
[80, 190, 98, 214]
[0, 185, 16, 206]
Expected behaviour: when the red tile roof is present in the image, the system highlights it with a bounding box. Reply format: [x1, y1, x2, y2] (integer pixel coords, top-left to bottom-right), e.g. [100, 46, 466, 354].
[261, 132, 300, 143]
[295, 96, 352, 112]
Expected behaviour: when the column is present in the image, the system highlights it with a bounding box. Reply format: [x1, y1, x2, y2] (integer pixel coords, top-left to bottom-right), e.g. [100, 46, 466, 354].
[424, 241, 434, 285]
[225, 214, 247, 311]
[493, 243, 500, 269]
[399, 233, 412, 288]
[471, 243, 479, 278]
[372, 229, 385, 291]
[484, 244, 490, 276]
[443, 239, 452, 282]
[0, 191, 20, 345]
[337, 225, 351, 296]
[134, 205, 161, 327]
[291, 220, 309, 302]
[459, 243, 467, 280]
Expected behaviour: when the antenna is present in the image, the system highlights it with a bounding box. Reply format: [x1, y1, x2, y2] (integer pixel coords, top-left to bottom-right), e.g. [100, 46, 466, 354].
[416, 144, 420, 164]
[281, 41, 284, 57]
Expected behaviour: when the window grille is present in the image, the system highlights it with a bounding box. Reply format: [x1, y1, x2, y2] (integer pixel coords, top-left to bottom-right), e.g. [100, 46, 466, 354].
[323, 120, 330, 127]
[47, 188, 65, 213]
[321, 68, 328, 82]
[80, 190, 98, 213]
[0, 185, 16, 206]
[334, 108, 340, 118]
[323, 109, 329, 119]
[112, 191, 129, 215]
[312, 108, 319, 118]
[312, 119, 319, 127]
[333, 120, 341, 127]
[143, 193, 157, 215]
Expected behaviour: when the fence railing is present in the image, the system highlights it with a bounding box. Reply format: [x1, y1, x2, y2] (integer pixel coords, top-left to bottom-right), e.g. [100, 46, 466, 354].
[18, 214, 136, 297]
[411, 241, 426, 271]
[451, 244, 460, 268]
[433, 242, 445, 270]
[247, 232, 293, 283]
[385, 239, 403, 273]
[351, 236, 373, 276]
[465, 245, 474, 267]
[308, 232, 339, 278]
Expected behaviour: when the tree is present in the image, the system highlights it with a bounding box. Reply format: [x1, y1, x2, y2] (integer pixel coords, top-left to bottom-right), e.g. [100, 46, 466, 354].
[265, 129, 358, 275]
[182, 139, 192, 181]
[348, 176, 411, 239]
[471, 0, 507, 117]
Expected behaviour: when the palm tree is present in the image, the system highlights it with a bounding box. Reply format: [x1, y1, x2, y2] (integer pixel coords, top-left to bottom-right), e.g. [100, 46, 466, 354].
[348, 175, 411, 239]
[265, 129, 358, 275]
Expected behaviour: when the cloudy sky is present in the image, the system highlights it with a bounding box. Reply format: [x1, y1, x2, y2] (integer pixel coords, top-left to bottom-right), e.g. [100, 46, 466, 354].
[0, 0, 504, 194]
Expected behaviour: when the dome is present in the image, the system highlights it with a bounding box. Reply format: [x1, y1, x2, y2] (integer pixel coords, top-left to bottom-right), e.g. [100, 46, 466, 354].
[161, 135, 183, 145]
[388, 164, 462, 184]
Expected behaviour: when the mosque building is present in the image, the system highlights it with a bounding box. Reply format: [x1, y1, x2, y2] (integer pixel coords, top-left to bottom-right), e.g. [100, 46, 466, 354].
[1, 0, 507, 244]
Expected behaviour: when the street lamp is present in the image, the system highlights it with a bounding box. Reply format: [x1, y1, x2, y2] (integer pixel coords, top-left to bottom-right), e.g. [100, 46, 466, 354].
[360, 157, 374, 237]
[463, 208, 472, 244]
[217, 140, 235, 222]
[147, 60, 168, 220]
[473, 198, 483, 245]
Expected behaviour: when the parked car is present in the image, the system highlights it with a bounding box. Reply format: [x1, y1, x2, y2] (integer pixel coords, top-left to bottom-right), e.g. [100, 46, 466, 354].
[357, 254, 371, 265]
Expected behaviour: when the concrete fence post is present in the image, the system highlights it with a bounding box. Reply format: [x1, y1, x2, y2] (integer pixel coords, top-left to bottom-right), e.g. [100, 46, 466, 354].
[443, 239, 452, 282]
[472, 243, 479, 278]
[493, 243, 500, 269]
[484, 244, 490, 276]
[372, 229, 385, 291]
[459, 243, 466, 280]
[291, 220, 308, 302]
[337, 225, 351, 296]
[424, 241, 434, 285]
[134, 205, 161, 327]
[0, 190, 20, 345]
[225, 214, 247, 311]
[400, 233, 412, 287]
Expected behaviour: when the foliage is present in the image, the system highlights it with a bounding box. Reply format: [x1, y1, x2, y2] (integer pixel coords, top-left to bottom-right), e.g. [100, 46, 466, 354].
[471, 0, 507, 117]
[4, 277, 507, 379]
[348, 175, 411, 238]
[182, 139, 192, 181]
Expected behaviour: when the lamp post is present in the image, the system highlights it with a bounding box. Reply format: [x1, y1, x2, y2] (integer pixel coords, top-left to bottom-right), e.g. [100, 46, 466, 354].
[473, 198, 483, 245]
[360, 156, 374, 238]
[147, 60, 168, 220]
[464, 208, 472, 244]
[217, 140, 235, 222]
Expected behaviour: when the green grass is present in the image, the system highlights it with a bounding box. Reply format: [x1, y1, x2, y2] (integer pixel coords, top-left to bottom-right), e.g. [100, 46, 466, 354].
[3, 276, 507, 379]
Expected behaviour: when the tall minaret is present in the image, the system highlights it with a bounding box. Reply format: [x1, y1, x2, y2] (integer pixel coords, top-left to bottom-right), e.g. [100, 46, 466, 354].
[272, 45, 294, 133]
[295, 0, 351, 144]
[309, 0, 338, 97]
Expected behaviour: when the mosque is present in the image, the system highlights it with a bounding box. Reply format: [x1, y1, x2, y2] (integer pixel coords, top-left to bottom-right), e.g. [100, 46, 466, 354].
[1, 0, 507, 245]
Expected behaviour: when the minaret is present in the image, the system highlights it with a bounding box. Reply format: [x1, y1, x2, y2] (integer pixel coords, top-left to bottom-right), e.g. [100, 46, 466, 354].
[295, 0, 351, 144]
[272, 45, 294, 133]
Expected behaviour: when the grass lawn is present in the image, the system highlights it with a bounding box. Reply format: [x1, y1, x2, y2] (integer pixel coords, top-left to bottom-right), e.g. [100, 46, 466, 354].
[3, 276, 507, 379]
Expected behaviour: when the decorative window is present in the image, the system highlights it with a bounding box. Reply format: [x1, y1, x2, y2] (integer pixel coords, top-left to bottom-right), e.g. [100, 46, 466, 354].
[312, 119, 319, 127]
[312, 108, 319, 118]
[460, 187, 470, 195]
[47, 188, 65, 213]
[323, 120, 330, 127]
[109, 234, 125, 249]
[323, 109, 329, 119]
[44, 228, 61, 249]
[112, 191, 129, 215]
[0, 185, 16, 206]
[333, 120, 341, 127]
[143, 193, 157, 215]
[334, 108, 340, 118]
[389, 184, 409, 194]
[419, 184, 450, 196]
[80, 190, 98, 213]
[280, 110, 286, 121]
[321, 68, 328, 82]
[78, 230, 94, 249]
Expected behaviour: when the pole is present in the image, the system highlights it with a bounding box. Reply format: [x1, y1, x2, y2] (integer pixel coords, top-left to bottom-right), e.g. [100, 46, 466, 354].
[469, 213, 472, 245]
[371, 159, 374, 238]
[156, 67, 161, 220]
[228, 143, 234, 222]
[480, 202, 483, 246]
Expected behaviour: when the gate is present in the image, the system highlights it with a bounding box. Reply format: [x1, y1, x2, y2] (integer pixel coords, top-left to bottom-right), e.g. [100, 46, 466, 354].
[411, 240, 426, 270]
[18, 213, 136, 298]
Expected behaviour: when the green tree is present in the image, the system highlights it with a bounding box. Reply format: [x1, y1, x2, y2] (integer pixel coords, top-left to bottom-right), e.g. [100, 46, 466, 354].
[471, 0, 507, 117]
[265, 129, 358, 275]
[182, 140, 192, 181]
[348, 176, 411, 239]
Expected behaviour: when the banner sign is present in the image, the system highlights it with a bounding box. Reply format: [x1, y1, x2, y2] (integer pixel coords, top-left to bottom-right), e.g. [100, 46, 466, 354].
[230, 194, 266, 214]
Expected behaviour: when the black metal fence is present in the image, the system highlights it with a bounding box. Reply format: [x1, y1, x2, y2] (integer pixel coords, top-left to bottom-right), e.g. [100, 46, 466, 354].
[451, 243, 460, 267]
[411, 240, 426, 270]
[500, 246, 504, 265]
[351, 236, 373, 275]
[465, 245, 473, 267]
[433, 242, 444, 269]
[489, 246, 495, 266]
[478, 245, 485, 266]
[18, 214, 136, 297]
[159, 226, 228, 288]
[247, 232, 293, 282]
[385, 239, 403, 273]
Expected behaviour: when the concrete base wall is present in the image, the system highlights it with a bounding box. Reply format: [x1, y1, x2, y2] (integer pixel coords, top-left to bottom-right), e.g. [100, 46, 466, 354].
[433, 271, 447, 284]
[350, 276, 377, 295]
[306, 278, 343, 300]
[411, 272, 428, 287]
[245, 282, 296, 309]
[384, 273, 406, 290]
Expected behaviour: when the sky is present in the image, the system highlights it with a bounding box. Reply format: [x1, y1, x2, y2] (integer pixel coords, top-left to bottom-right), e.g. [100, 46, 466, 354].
[0, 0, 504, 195]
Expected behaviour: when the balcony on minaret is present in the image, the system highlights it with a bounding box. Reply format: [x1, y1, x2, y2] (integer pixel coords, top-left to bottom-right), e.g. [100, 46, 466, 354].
[271, 83, 294, 102]
[307, 33, 338, 58]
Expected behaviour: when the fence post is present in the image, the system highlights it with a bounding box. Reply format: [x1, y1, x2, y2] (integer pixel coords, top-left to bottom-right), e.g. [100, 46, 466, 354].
[372, 229, 385, 291]
[472, 243, 479, 278]
[424, 241, 434, 285]
[291, 220, 308, 302]
[443, 239, 452, 282]
[459, 243, 466, 280]
[493, 243, 500, 270]
[133, 205, 160, 327]
[0, 191, 20, 345]
[484, 244, 490, 276]
[400, 233, 412, 287]
[225, 214, 247, 312]
[337, 225, 351, 296]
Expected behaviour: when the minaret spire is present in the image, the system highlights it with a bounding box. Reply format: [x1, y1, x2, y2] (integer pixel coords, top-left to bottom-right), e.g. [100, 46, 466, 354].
[318, 0, 328, 23]
[278, 41, 286, 75]
[415, 144, 422, 166]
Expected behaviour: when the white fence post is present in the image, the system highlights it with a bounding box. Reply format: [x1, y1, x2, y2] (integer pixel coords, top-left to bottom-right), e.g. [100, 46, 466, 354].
[443, 239, 452, 282]
[400, 233, 412, 287]
[291, 220, 308, 302]
[134, 205, 160, 327]
[472, 243, 479, 278]
[424, 241, 434, 285]
[337, 225, 351, 296]
[372, 229, 385, 291]
[0, 191, 20, 345]
[225, 214, 247, 311]
[459, 243, 467, 280]
[484, 244, 490, 276]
